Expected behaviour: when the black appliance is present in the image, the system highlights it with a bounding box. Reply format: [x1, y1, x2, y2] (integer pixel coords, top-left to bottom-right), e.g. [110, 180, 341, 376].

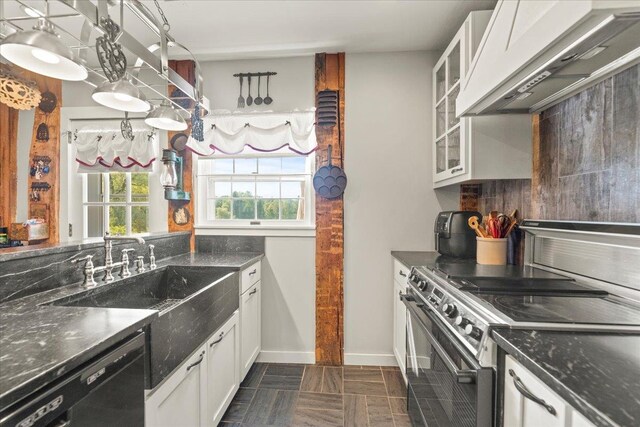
[0, 333, 145, 427]
[434, 211, 481, 259]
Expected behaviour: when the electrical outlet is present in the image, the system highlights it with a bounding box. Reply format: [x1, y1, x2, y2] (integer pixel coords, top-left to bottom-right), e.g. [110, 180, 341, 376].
[68, 224, 73, 237]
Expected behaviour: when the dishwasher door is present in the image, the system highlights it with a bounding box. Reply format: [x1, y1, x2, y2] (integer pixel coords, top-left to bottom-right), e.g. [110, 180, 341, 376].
[0, 332, 146, 427]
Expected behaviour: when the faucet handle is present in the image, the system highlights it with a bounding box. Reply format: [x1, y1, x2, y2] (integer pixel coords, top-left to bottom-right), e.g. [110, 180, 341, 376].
[148, 245, 156, 269]
[135, 256, 146, 273]
[148, 244, 155, 256]
[72, 255, 94, 266]
[121, 248, 135, 261]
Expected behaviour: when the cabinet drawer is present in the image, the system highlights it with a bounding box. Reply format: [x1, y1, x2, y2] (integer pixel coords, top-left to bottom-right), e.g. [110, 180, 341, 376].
[393, 259, 410, 285]
[505, 355, 567, 427]
[241, 261, 261, 294]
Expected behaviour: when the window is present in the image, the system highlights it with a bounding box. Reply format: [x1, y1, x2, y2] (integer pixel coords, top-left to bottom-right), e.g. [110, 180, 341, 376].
[83, 172, 150, 237]
[197, 154, 314, 227]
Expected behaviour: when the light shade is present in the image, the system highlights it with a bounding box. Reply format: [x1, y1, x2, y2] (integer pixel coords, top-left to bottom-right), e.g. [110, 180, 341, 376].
[92, 79, 150, 113]
[0, 20, 87, 81]
[145, 101, 188, 131]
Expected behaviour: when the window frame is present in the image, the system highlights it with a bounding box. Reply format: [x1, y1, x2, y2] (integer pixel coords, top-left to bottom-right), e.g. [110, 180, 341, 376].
[82, 172, 151, 238]
[195, 152, 315, 229]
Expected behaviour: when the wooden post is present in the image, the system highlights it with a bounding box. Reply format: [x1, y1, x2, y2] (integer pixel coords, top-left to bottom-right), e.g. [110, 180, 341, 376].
[315, 53, 345, 365]
[167, 60, 196, 251]
[0, 102, 19, 228]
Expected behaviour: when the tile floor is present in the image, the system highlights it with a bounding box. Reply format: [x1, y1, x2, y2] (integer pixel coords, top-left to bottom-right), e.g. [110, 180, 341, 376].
[219, 363, 410, 427]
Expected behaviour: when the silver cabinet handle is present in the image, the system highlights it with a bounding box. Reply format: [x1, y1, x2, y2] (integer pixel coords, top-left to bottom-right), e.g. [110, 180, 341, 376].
[399, 271, 407, 277]
[209, 332, 225, 347]
[186, 352, 204, 371]
[249, 287, 258, 296]
[451, 167, 463, 174]
[509, 369, 557, 415]
[248, 269, 257, 276]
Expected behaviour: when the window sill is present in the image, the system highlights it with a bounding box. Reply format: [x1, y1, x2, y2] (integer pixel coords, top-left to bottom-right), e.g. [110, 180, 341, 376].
[194, 225, 316, 237]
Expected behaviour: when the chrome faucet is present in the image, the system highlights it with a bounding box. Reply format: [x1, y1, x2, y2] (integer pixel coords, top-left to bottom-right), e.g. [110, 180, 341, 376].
[102, 232, 145, 282]
[120, 248, 135, 278]
[149, 244, 157, 269]
[72, 255, 105, 287]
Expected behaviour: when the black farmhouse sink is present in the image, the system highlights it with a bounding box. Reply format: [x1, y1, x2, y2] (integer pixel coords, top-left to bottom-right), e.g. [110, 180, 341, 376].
[49, 265, 239, 388]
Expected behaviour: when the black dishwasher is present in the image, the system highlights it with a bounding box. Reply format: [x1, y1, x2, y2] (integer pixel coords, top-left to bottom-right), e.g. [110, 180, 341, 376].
[0, 332, 146, 427]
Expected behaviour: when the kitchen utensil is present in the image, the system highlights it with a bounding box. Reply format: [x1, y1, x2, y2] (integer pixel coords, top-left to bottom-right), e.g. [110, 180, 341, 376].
[254, 76, 263, 105]
[264, 75, 273, 105]
[237, 76, 245, 108]
[313, 145, 347, 199]
[468, 216, 489, 238]
[316, 90, 338, 126]
[246, 76, 253, 106]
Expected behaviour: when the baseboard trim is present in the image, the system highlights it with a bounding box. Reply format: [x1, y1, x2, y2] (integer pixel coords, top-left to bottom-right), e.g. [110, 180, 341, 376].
[257, 350, 316, 364]
[344, 353, 398, 367]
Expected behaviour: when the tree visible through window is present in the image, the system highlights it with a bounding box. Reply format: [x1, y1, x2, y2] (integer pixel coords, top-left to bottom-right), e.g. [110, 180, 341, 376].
[197, 155, 313, 226]
[83, 173, 150, 237]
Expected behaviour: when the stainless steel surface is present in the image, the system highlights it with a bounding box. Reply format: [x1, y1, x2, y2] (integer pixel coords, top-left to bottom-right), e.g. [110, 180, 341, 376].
[101, 233, 145, 282]
[147, 298, 181, 312]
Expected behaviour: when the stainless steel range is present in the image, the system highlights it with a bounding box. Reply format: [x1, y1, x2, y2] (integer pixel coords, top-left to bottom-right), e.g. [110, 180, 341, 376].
[402, 220, 640, 427]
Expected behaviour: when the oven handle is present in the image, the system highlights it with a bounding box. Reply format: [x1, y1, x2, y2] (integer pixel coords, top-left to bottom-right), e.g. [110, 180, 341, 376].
[402, 295, 478, 384]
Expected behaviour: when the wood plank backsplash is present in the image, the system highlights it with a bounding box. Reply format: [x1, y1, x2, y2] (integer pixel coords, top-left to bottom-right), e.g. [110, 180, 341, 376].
[461, 64, 639, 222]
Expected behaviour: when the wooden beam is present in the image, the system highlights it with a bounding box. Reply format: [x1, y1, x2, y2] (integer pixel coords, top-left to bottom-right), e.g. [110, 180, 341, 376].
[167, 60, 196, 251]
[0, 103, 18, 228]
[315, 52, 345, 365]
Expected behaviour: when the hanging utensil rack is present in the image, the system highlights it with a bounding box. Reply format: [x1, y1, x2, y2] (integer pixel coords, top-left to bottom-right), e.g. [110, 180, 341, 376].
[232, 72, 277, 78]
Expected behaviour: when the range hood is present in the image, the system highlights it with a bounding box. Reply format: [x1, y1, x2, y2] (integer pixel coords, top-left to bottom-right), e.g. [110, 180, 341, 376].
[457, 1, 640, 116]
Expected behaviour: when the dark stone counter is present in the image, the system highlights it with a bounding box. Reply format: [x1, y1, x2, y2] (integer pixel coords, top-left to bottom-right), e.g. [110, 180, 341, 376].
[493, 328, 640, 427]
[390, 250, 439, 267]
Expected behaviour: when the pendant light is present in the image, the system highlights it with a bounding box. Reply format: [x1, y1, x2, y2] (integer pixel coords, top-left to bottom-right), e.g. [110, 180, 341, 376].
[92, 78, 150, 112]
[145, 100, 187, 131]
[0, 1, 87, 81]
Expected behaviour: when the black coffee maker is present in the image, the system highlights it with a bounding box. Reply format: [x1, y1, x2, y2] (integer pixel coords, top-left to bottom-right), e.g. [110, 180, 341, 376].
[434, 211, 481, 259]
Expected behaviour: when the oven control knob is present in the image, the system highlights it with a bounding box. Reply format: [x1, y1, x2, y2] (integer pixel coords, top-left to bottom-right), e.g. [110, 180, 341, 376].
[419, 280, 428, 290]
[454, 316, 470, 328]
[442, 303, 457, 318]
[464, 325, 483, 340]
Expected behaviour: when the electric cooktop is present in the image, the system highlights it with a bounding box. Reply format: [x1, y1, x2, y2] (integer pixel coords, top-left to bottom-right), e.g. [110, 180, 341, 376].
[457, 278, 607, 295]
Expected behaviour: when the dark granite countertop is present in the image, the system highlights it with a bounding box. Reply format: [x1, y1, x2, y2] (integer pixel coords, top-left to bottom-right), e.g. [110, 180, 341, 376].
[0, 250, 263, 410]
[390, 250, 439, 267]
[493, 328, 640, 427]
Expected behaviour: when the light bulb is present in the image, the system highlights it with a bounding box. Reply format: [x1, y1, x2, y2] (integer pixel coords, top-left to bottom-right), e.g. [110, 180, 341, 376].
[31, 47, 61, 64]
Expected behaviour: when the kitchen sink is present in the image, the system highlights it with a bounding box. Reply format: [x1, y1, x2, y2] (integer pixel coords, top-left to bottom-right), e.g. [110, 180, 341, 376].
[48, 265, 240, 388]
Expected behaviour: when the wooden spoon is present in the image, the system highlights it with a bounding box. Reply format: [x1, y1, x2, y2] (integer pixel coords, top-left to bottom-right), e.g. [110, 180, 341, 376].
[468, 216, 489, 238]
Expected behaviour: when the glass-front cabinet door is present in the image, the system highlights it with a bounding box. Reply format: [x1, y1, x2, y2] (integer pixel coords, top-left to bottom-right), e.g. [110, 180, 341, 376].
[433, 37, 465, 184]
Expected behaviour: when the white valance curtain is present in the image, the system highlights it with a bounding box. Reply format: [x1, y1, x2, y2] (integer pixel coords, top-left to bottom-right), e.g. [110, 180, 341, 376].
[73, 125, 157, 173]
[186, 109, 317, 156]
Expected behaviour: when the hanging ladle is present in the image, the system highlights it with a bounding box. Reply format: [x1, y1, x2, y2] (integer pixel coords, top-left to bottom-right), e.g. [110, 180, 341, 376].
[264, 75, 273, 105]
[254, 76, 263, 105]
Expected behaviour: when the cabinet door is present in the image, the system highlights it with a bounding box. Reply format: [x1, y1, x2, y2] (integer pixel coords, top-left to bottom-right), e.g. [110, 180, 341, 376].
[145, 345, 206, 427]
[241, 282, 261, 379]
[504, 355, 567, 427]
[206, 311, 240, 426]
[392, 280, 407, 382]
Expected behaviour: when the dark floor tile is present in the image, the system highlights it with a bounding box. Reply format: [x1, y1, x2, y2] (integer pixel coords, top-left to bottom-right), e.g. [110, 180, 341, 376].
[241, 362, 267, 388]
[217, 422, 242, 427]
[389, 397, 407, 415]
[265, 363, 305, 377]
[292, 407, 343, 427]
[267, 390, 298, 425]
[344, 368, 384, 382]
[383, 369, 406, 398]
[393, 413, 413, 427]
[243, 389, 298, 426]
[297, 392, 343, 411]
[234, 387, 257, 404]
[300, 366, 323, 392]
[221, 402, 249, 422]
[343, 394, 368, 427]
[366, 396, 394, 427]
[259, 375, 302, 391]
[322, 367, 343, 394]
[344, 380, 388, 396]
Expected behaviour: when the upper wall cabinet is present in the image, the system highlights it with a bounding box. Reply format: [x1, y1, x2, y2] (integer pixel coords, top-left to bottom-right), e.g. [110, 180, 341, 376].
[433, 11, 532, 188]
[457, 0, 640, 115]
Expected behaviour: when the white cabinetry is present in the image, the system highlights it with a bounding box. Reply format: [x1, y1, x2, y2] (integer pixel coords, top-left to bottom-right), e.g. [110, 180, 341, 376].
[504, 355, 595, 427]
[206, 312, 240, 426]
[240, 260, 262, 380]
[145, 312, 240, 427]
[392, 259, 409, 382]
[432, 10, 532, 188]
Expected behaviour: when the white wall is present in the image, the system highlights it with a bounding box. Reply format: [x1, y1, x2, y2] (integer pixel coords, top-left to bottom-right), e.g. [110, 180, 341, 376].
[197, 56, 317, 363]
[344, 52, 459, 365]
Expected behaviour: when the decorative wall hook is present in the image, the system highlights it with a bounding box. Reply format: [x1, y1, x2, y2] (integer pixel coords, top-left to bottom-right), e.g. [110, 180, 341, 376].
[36, 123, 50, 142]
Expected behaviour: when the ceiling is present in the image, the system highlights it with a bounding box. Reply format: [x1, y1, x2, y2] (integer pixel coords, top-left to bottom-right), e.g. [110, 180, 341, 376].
[147, 0, 498, 61]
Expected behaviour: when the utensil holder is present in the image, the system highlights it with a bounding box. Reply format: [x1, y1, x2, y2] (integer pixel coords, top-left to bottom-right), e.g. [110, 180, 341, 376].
[476, 237, 507, 265]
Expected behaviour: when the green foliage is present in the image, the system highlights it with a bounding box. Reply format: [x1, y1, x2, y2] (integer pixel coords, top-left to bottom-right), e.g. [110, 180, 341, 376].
[106, 173, 149, 235]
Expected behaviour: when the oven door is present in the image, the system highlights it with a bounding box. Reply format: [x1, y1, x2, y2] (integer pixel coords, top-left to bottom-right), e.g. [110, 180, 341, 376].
[402, 292, 493, 427]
